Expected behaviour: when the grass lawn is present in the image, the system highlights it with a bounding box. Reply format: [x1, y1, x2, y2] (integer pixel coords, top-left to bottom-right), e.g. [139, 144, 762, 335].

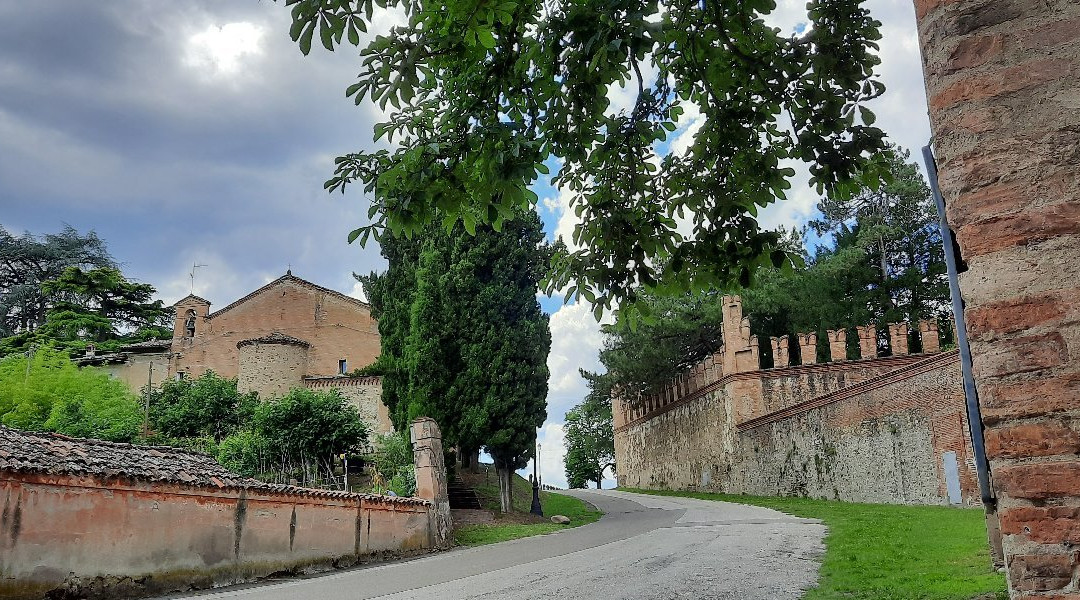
[624, 488, 1006, 600]
[452, 466, 603, 547]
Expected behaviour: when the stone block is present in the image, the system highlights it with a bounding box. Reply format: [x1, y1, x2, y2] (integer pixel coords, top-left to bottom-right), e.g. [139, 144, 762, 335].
[827, 329, 847, 362]
[888, 323, 910, 356]
[984, 420, 1080, 459]
[856, 325, 877, 359]
[797, 332, 817, 365]
[918, 321, 940, 354]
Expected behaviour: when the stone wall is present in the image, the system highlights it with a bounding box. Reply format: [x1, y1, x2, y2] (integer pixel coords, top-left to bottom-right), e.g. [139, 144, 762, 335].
[306, 375, 393, 435]
[99, 352, 170, 393]
[616, 351, 979, 505]
[914, 0, 1080, 594]
[0, 473, 431, 599]
[237, 337, 309, 399]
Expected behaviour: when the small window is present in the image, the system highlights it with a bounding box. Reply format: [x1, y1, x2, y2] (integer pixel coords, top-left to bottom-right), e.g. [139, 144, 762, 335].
[176, 372, 187, 381]
[184, 309, 196, 337]
[338, 359, 348, 375]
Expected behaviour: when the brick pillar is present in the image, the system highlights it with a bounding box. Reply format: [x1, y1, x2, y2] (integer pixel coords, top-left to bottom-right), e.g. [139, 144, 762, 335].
[826, 329, 847, 362]
[919, 320, 940, 353]
[797, 332, 817, 365]
[915, 0, 1080, 594]
[771, 336, 789, 368]
[856, 325, 876, 359]
[888, 323, 910, 356]
[411, 417, 451, 549]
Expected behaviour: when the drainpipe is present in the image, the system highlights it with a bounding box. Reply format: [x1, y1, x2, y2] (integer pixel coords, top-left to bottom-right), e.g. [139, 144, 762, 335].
[921, 145, 995, 510]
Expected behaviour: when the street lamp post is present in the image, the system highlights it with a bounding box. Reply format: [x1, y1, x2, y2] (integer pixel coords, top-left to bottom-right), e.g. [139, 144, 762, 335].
[530, 439, 543, 516]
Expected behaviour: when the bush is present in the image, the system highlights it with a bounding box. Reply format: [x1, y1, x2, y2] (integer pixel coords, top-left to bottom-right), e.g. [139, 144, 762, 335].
[217, 430, 270, 477]
[148, 371, 257, 442]
[253, 388, 369, 485]
[370, 431, 416, 496]
[0, 347, 141, 441]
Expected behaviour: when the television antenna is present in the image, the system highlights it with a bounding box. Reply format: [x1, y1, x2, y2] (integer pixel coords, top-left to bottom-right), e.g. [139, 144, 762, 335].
[189, 261, 208, 293]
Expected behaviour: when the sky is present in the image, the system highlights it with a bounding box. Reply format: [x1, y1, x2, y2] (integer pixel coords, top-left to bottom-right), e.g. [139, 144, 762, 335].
[0, 1, 932, 489]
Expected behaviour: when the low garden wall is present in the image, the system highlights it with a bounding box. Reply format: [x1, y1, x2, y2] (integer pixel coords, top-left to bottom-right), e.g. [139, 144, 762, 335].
[0, 419, 449, 599]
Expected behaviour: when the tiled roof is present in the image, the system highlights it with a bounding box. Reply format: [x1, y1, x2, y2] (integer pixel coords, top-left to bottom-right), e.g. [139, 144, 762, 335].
[236, 331, 311, 349]
[0, 427, 428, 505]
[74, 352, 128, 366]
[121, 338, 172, 351]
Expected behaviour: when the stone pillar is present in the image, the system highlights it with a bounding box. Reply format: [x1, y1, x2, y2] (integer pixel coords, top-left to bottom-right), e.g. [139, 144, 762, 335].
[915, 0, 1080, 593]
[856, 325, 877, 359]
[770, 336, 789, 368]
[411, 418, 451, 549]
[888, 323, 909, 356]
[797, 332, 817, 365]
[826, 329, 847, 362]
[918, 319, 940, 353]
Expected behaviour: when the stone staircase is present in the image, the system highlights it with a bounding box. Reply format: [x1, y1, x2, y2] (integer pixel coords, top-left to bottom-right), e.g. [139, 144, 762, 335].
[448, 477, 482, 509]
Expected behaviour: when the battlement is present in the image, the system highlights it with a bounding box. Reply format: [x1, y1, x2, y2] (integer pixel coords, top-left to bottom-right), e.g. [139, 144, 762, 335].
[613, 296, 949, 428]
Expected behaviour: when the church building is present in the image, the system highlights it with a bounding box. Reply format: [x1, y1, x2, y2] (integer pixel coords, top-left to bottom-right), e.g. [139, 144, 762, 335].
[83, 271, 392, 435]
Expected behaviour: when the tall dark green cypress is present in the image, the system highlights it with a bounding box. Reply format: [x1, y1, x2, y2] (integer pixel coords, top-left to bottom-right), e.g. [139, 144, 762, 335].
[361, 212, 551, 512]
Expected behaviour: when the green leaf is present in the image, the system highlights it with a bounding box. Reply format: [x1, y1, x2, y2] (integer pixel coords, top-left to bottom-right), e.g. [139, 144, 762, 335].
[298, 21, 315, 55]
[477, 29, 497, 49]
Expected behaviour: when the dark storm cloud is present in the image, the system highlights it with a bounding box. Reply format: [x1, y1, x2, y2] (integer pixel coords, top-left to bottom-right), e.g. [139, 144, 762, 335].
[0, 1, 389, 304]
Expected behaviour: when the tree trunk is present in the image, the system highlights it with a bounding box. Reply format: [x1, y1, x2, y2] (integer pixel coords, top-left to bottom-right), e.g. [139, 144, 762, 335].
[495, 460, 512, 513]
[468, 448, 481, 474]
[595, 479, 601, 489]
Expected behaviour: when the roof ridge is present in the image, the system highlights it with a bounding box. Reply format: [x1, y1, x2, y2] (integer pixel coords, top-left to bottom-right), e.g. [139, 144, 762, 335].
[207, 273, 369, 319]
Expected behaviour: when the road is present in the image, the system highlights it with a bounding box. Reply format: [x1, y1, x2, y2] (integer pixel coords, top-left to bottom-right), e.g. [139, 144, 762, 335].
[162, 489, 826, 600]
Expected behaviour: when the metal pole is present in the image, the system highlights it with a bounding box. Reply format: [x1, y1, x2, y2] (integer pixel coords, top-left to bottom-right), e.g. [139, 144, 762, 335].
[530, 438, 543, 515]
[143, 362, 153, 438]
[921, 145, 995, 508]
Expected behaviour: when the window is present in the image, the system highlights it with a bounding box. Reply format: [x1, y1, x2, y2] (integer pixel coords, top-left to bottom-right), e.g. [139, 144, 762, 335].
[176, 372, 187, 381]
[338, 359, 348, 375]
[184, 309, 196, 337]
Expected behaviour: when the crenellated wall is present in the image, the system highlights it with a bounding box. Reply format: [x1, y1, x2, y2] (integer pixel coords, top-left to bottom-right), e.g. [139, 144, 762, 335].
[614, 297, 977, 506]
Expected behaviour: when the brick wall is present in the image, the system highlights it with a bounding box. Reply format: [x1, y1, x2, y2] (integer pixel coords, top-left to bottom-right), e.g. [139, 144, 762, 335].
[0, 472, 432, 599]
[914, 0, 1080, 594]
[171, 275, 380, 381]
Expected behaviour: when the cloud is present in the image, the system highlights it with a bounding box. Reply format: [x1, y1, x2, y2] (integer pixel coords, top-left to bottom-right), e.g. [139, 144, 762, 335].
[184, 22, 265, 77]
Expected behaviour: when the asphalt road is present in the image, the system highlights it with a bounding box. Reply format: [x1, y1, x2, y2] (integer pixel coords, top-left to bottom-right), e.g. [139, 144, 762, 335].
[163, 489, 826, 600]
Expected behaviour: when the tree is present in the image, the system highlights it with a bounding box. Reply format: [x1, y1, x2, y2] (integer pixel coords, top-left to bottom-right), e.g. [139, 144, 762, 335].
[0, 225, 113, 339]
[254, 387, 370, 485]
[148, 371, 259, 442]
[33, 266, 171, 355]
[361, 213, 551, 512]
[564, 370, 616, 489]
[285, 0, 889, 315]
[599, 151, 951, 399]
[809, 146, 950, 335]
[0, 347, 141, 442]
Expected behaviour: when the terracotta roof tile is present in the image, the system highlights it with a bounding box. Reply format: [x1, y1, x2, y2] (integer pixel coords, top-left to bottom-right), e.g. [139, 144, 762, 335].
[0, 427, 428, 506]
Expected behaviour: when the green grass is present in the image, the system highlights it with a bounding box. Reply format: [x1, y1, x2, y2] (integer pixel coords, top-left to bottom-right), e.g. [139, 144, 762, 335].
[452, 466, 603, 547]
[624, 488, 1006, 600]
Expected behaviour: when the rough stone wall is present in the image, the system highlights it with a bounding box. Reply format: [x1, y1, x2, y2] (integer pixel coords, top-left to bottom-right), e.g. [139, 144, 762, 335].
[914, 0, 1080, 594]
[236, 341, 308, 399]
[306, 376, 393, 435]
[171, 277, 379, 381]
[0, 472, 432, 599]
[734, 359, 977, 505]
[616, 353, 978, 505]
